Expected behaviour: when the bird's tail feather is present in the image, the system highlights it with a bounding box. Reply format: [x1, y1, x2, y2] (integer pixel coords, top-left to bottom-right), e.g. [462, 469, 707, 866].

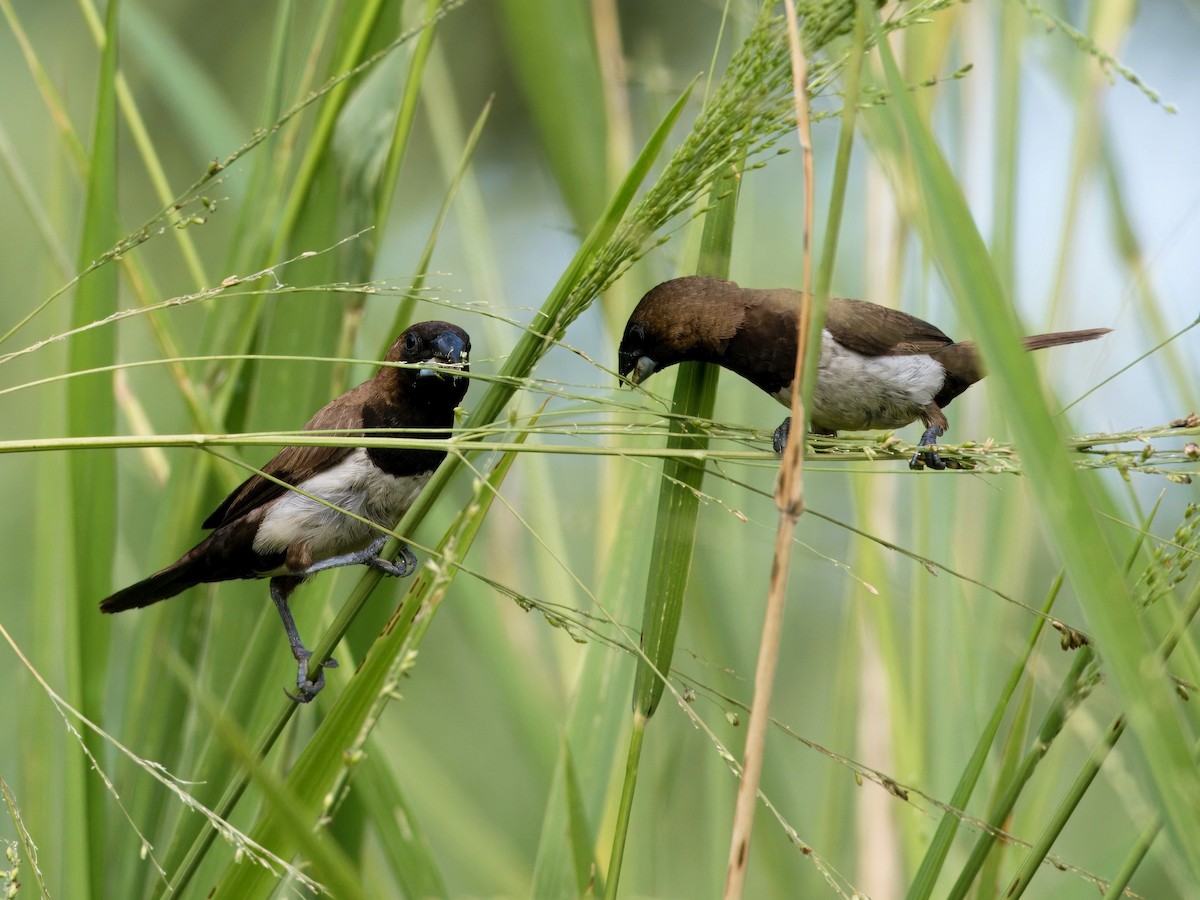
[99, 557, 202, 613]
[1022, 328, 1111, 351]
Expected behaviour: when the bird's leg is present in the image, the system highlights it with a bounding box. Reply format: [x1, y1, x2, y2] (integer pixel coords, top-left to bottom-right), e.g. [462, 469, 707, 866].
[910, 403, 950, 470]
[270, 576, 337, 703]
[298, 535, 418, 579]
[771, 417, 792, 454]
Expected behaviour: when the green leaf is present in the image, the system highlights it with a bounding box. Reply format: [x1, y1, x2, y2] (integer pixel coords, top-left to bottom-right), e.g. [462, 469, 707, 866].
[496, 0, 606, 230]
[68, 2, 121, 895]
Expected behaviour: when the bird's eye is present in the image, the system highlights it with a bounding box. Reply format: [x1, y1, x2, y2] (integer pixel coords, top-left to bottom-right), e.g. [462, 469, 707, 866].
[404, 332, 420, 352]
[628, 322, 645, 345]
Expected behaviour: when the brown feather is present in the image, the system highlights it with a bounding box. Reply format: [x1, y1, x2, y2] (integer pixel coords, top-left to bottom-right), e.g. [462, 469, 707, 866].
[823, 296, 953, 357]
[202, 384, 371, 529]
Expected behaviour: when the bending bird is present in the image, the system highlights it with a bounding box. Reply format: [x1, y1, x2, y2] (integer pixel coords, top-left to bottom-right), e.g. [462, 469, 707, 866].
[101, 320, 470, 701]
[617, 276, 1108, 469]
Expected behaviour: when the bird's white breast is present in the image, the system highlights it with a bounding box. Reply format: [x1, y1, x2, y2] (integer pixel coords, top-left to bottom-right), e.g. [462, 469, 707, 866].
[252, 448, 428, 561]
[772, 330, 947, 432]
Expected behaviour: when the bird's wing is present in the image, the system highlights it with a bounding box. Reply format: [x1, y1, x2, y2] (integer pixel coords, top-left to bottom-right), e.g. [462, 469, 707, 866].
[823, 298, 955, 356]
[202, 387, 367, 530]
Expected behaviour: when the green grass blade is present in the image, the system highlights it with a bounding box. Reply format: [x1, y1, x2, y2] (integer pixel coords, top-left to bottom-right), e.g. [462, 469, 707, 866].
[561, 739, 603, 896]
[1006, 573, 1200, 896]
[945, 648, 1097, 899]
[373, 0, 443, 240]
[351, 744, 449, 898]
[496, 0, 606, 230]
[76, 0, 209, 289]
[1003, 717, 1124, 898]
[270, 0, 386, 261]
[605, 157, 740, 899]
[906, 574, 1062, 899]
[67, 3, 121, 895]
[975, 680, 1035, 898]
[869, 19, 1200, 883]
[381, 95, 494, 352]
[528, 459, 652, 895]
[179, 673, 366, 900]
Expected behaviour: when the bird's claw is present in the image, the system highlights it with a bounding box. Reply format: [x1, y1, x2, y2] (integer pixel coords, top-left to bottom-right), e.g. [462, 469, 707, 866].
[372, 544, 418, 577]
[910, 425, 948, 471]
[285, 650, 338, 703]
[772, 417, 791, 455]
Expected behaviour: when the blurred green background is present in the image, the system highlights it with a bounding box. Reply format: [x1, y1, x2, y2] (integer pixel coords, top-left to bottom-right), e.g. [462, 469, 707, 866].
[1, 1, 1199, 898]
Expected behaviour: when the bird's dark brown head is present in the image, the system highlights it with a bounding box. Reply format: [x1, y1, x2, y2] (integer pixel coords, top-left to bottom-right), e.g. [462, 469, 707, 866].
[618, 276, 750, 385]
[383, 321, 471, 404]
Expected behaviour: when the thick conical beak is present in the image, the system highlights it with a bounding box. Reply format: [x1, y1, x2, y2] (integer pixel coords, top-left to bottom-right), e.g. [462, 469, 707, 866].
[420, 331, 468, 381]
[630, 355, 656, 385]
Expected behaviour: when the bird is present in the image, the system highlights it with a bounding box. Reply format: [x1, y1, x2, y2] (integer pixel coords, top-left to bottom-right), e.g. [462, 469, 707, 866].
[617, 276, 1109, 469]
[100, 320, 471, 702]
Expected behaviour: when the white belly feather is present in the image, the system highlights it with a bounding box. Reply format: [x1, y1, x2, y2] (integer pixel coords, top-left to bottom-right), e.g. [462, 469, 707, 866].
[252, 448, 428, 562]
[774, 330, 947, 432]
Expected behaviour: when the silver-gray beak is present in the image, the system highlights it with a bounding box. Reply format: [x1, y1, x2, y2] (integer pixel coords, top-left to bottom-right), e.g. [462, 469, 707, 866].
[630, 355, 657, 385]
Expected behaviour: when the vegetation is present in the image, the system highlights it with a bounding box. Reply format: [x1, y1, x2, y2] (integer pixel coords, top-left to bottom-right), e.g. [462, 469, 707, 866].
[0, 1, 1197, 897]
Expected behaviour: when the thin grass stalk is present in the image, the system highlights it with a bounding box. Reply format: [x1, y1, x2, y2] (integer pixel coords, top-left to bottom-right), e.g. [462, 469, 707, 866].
[1098, 141, 1199, 411]
[724, 3, 812, 892]
[906, 573, 1064, 899]
[1, 777, 51, 898]
[1, 1, 210, 433]
[0, 120, 73, 277]
[724, 2, 867, 893]
[605, 155, 741, 900]
[1043, 1, 1134, 327]
[210, 0, 387, 417]
[871, 19, 1200, 882]
[270, 0, 386, 263]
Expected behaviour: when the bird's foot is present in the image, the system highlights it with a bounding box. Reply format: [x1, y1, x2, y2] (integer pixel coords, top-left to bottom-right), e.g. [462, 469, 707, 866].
[368, 543, 418, 578]
[909, 425, 947, 471]
[298, 535, 417, 578]
[772, 417, 792, 455]
[285, 649, 339, 704]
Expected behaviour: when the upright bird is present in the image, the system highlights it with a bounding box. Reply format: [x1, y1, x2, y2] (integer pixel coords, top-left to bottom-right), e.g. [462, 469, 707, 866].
[101, 320, 471, 701]
[618, 276, 1109, 468]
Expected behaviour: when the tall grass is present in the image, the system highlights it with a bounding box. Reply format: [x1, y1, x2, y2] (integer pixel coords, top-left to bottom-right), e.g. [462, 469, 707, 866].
[1, 2, 1198, 898]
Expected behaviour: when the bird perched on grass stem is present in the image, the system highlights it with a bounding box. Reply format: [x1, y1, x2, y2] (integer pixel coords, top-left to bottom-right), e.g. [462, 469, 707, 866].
[100, 321, 470, 701]
[618, 276, 1109, 468]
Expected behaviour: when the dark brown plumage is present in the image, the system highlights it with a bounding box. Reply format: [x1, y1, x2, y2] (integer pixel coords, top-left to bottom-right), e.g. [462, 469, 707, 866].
[618, 276, 1109, 468]
[101, 321, 471, 700]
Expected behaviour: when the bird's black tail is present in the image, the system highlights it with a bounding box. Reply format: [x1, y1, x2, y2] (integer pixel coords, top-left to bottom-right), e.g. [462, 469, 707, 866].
[99, 555, 204, 613]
